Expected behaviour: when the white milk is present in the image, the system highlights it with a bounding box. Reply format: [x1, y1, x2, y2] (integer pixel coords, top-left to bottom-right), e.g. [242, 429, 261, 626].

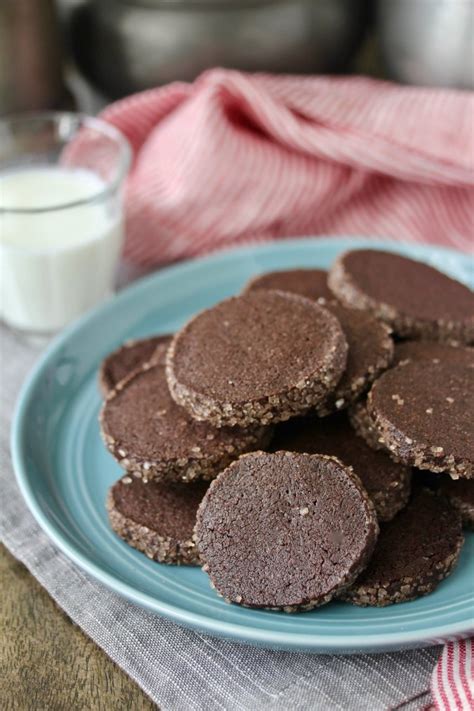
[0, 166, 123, 332]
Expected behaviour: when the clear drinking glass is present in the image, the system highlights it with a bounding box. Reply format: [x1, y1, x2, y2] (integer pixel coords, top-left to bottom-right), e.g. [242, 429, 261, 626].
[0, 112, 131, 337]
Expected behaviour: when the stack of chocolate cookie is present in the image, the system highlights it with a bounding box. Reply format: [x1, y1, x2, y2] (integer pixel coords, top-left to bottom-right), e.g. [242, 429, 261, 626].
[99, 249, 473, 610]
[99, 333, 271, 565]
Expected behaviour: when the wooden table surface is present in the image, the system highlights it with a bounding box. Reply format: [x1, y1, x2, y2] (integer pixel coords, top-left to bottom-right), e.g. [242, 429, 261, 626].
[0, 544, 156, 711]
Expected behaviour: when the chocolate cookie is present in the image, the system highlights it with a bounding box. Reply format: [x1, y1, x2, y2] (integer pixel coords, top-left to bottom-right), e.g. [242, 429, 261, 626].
[244, 272, 394, 416]
[340, 489, 464, 606]
[100, 359, 271, 483]
[366, 361, 474, 478]
[350, 342, 474, 452]
[243, 268, 333, 302]
[315, 304, 393, 416]
[271, 415, 411, 521]
[99, 334, 171, 395]
[167, 290, 348, 427]
[107, 476, 208, 564]
[328, 249, 474, 343]
[439, 479, 474, 530]
[195, 451, 379, 611]
[393, 340, 474, 368]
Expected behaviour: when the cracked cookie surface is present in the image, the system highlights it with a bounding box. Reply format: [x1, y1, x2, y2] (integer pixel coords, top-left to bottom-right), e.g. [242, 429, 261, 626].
[195, 451, 379, 610]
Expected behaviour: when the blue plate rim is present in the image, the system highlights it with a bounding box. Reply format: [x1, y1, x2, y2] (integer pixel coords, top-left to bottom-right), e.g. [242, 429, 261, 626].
[11, 236, 474, 652]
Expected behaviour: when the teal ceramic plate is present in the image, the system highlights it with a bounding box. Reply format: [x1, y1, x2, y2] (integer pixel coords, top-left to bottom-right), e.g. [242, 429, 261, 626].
[12, 237, 474, 653]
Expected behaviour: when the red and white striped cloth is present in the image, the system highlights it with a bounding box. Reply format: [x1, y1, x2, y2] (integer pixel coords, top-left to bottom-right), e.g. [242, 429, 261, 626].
[102, 70, 474, 709]
[101, 69, 474, 266]
[429, 640, 474, 711]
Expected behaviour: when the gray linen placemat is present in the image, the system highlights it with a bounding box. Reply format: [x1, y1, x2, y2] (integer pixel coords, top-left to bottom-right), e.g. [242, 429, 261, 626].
[0, 324, 438, 711]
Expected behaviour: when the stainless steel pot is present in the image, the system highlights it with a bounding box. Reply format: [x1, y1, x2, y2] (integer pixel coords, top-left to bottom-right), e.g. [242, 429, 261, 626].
[378, 0, 474, 90]
[72, 0, 370, 98]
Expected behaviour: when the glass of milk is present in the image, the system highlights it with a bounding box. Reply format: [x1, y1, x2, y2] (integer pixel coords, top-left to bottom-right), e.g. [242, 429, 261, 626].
[0, 112, 131, 336]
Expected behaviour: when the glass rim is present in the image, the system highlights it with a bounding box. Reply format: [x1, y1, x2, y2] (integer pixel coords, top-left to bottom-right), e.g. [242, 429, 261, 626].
[0, 111, 132, 214]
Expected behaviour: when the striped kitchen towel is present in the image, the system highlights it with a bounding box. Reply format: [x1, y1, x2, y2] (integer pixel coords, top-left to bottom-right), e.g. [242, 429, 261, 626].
[428, 640, 474, 711]
[101, 69, 474, 266]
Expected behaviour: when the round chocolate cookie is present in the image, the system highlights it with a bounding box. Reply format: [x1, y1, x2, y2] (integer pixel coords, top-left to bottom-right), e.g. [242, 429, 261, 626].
[107, 476, 209, 564]
[328, 249, 474, 343]
[366, 361, 474, 478]
[350, 343, 474, 452]
[393, 340, 474, 368]
[99, 334, 171, 396]
[167, 290, 348, 427]
[246, 269, 393, 417]
[195, 451, 379, 611]
[271, 414, 411, 521]
[439, 479, 474, 530]
[243, 268, 333, 302]
[316, 304, 393, 416]
[245, 271, 393, 415]
[100, 359, 271, 483]
[340, 489, 464, 606]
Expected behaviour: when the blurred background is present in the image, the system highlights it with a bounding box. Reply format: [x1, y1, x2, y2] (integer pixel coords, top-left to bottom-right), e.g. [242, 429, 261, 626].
[1, 0, 473, 116]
